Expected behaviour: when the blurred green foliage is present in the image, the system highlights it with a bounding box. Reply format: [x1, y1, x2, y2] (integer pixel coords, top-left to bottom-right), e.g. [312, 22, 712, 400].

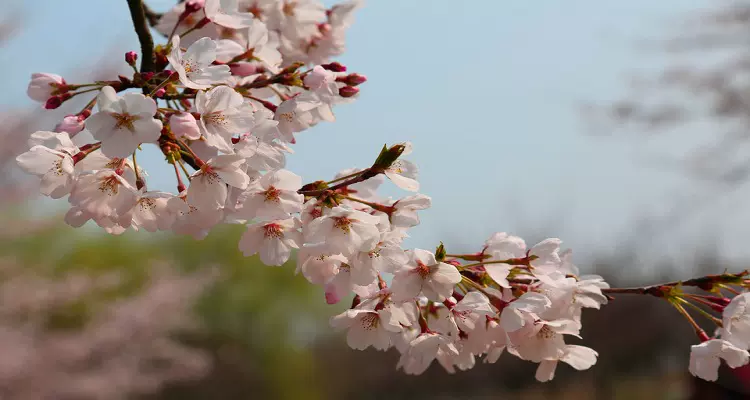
[0, 220, 343, 399]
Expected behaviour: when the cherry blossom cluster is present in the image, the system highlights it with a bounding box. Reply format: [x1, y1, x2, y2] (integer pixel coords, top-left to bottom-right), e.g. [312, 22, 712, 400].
[0, 261, 214, 399]
[13, 0, 750, 384]
[18, 0, 365, 236]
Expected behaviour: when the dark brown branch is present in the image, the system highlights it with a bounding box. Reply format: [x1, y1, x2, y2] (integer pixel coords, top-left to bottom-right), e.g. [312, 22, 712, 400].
[126, 0, 156, 73]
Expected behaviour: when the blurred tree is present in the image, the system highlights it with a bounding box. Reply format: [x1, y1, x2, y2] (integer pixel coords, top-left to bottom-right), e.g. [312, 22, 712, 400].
[590, 1, 750, 185]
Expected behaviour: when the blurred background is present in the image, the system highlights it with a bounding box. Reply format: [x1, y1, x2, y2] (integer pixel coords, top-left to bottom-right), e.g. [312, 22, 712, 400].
[3, 0, 750, 398]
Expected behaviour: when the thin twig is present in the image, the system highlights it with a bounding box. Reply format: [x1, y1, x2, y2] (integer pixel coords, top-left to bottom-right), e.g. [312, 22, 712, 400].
[601, 269, 749, 296]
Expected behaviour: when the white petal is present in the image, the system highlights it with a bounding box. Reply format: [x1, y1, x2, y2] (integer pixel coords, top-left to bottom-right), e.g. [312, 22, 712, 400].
[535, 360, 557, 382]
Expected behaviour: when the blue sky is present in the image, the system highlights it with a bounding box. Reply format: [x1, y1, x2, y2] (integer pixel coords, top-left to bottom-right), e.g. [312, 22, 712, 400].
[7, 0, 744, 273]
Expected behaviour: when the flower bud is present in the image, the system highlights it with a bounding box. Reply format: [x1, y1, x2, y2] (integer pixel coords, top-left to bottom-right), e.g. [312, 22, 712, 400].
[321, 62, 347, 72]
[229, 62, 261, 77]
[185, 0, 205, 13]
[118, 75, 132, 86]
[338, 85, 359, 98]
[140, 71, 155, 82]
[27, 73, 66, 103]
[153, 88, 166, 98]
[339, 73, 367, 86]
[435, 242, 446, 262]
[372, 143, 408, 171]
[195, 16, 211, 29]
[169, 112, 201, 140]
[318, 23, 332, 35]
[125, 51, 138, 66]
[158, 70, 177, 80]
[281, 62, 305, 75]
[44, 96, 63, 110]
[55, 115, 86, 135]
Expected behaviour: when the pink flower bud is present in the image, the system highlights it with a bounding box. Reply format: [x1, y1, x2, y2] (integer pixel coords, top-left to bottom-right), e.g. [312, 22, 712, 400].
[27, 73, 66, 103]
[321, 62, 347, 72]
[303, 65, 334, 90]
[343, 73, 367, 86]
[44, 96, 63, 109]
[154, 88, 166, 98]
[169, 112, 201, 140]
[338, 86, 359, 98]
[125, 51, 138, 66]
[55, 115, 85, 135]
[141, 72, 155, 82]
[229, 62, 261, 77]
[318, 23, 332, 35]
[158, 70, 176, 80]
[185, 0, 205, 13]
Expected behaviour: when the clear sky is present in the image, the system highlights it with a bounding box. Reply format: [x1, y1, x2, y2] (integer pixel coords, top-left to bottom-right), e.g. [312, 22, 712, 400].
[8, 0, 745, 274]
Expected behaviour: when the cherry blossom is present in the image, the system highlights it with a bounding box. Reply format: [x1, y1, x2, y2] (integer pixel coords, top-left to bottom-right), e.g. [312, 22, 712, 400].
[509, 318, 580, 363]
[348, 230, 409, 281]
[296, 245, 347, 286]
[722, 292, 750, 349]
[689, 339, 750, 381]
[169, 112, 202, 140]
[68, 170, 138, 223]
[383, 143, 419, 191]
[17, 0, 750, 385]
[55, 114, 86, 136]
[205, 0, 256, 29]
[187, 154, 251, 209]
[500, 292, 551, 332]
[169, 195, 223, 240]
[86, 86, 162, 158]
[237, 168, 303, 219]
[391, 249, 461, 302]
[389, 194, 432, 229]
[398, 332, 459, 375]
[238, 217, 301, 265]
[330, 305, 408, 351]
[233, 133, 290, 171]
[274, 94, 320, 142]
[27, 73, 65, 103]
[304, 206, 381, 255]
[535, 345, 598, 382]
[130, 191, 178, 232]
[195, 86, 255, 153]
[168, 36, 231, 89]
[16, 131, 79, 199]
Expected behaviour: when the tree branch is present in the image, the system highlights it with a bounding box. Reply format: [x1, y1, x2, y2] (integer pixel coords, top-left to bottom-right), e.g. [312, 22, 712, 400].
[601, 269, 749, 296]
[126, 0, 156, 73]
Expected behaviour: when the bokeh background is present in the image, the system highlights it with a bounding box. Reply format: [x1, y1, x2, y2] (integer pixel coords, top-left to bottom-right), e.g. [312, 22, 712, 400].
[2, 0, 750, 398]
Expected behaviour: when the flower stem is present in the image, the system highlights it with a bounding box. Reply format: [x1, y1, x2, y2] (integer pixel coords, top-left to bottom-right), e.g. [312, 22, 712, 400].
[148, 75, 174, 97]
[672, 301, 710, 341]
[178, 159, 192, 181]
[176, 138, 205, 167]
[132, 150, 144, 189]
[340, 195, 392, 213]
[327, 170, 365, 185]
[172, 158, 186, 192]
[458, 259, 529, 271]
[446, 253, 490, 262]
[678, 298, 723, 327]
[461, 276, 489, 295]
